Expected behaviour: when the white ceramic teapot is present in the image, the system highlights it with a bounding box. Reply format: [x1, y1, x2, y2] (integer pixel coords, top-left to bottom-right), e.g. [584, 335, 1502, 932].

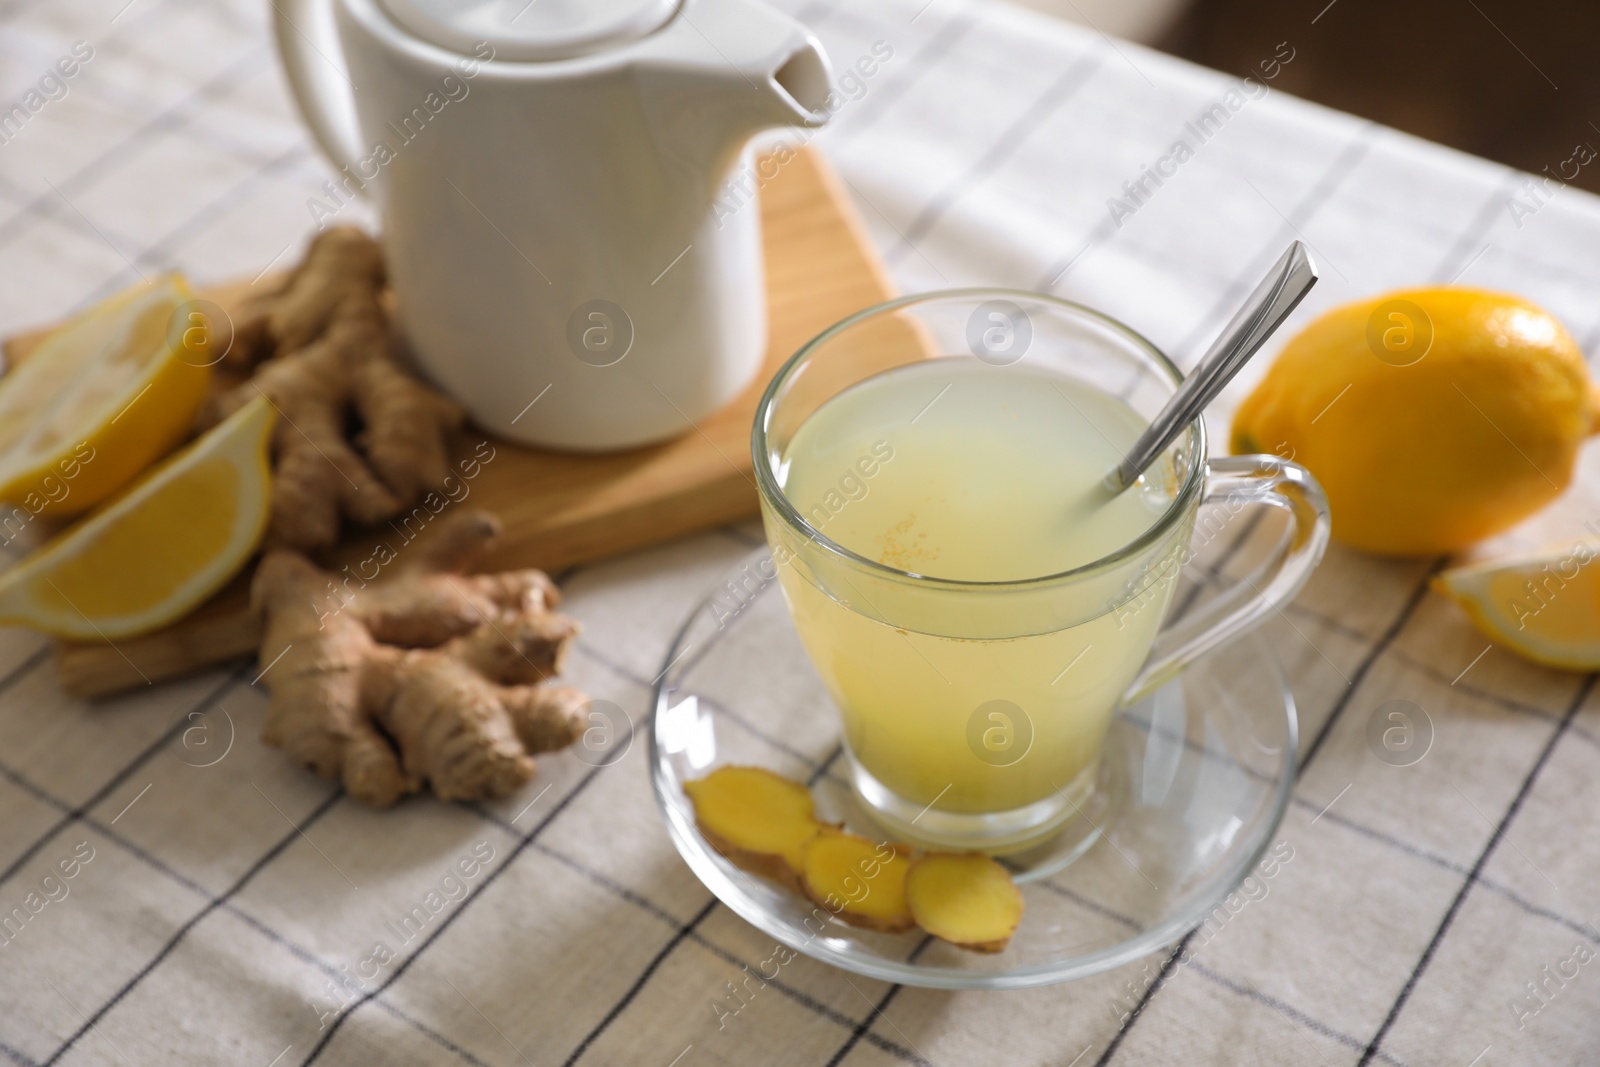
[273, 0, 834, 450]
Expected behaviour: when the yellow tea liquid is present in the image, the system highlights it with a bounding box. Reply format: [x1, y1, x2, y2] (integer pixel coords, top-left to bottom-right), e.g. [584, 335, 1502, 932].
[772, 358, 1179, 815]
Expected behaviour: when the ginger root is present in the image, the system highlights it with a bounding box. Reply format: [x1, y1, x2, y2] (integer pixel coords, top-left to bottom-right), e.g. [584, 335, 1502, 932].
[800, 831, 916, 933]
[209, 227, 465, 551]
[904, 852, 1024, 953]
[252, 508, 589, 807]
[684, 765, 826, 891]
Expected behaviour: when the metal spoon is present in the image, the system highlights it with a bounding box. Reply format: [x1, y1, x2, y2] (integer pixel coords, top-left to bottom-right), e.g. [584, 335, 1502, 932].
[1106, 241, 1319, 493]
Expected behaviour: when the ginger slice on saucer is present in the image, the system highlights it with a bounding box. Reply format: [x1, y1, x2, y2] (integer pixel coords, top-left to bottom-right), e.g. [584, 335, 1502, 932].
[800, 830, 916, 933]
[685, 765, 824, 891]
[905, 852, 1024, 953]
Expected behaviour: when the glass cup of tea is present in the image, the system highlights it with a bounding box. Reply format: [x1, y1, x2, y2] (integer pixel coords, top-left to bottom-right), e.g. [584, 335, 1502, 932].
[752, 290, 1329, 855]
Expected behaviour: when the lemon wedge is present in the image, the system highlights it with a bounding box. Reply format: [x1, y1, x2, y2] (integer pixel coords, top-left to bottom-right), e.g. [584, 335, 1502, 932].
[0, 396, 274, 640]
[1433, 540, 1600, 670]
[0, 275, 214, 518]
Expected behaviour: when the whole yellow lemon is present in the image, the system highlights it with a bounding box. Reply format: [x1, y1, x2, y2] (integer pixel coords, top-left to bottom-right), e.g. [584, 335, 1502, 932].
[1230, 287, 1600, 556]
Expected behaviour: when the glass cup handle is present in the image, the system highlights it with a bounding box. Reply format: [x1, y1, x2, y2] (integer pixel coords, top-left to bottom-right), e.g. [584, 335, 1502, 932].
[1122, 454, 1331, 705]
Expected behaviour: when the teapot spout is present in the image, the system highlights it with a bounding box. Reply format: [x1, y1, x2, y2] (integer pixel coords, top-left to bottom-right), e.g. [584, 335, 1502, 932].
[766, 38, 832, 128]
[635, 0, 834, 177]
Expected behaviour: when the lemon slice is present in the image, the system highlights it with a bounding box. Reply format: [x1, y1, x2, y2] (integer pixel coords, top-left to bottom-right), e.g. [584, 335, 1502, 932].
[1433, 540, 1600, 670]
[0, 275, 214, 518]
[0, 396, 274, 640]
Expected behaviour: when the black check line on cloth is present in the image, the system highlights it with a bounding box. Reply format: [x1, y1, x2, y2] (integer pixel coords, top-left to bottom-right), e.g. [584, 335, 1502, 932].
[3, 0, 1597, 1061]
[0, 41, 272, 266]
[1092, 174, 1573, 1066]
[1, 250, 1592, 1067]
[882, 46, 1108, 267]
[727, 108, 1390, 1066]
[0, 669, 242, 892]
[1, 695, 623, 1064]
[587, 550, 1600, 994]
[260, 569, 918, 1066]
[289, 726, 923, 1066]
[555, 554, 1408, 1064]
[824, 7, 981, 152]
[31, 29, 330, 311]
[8, 79, 1572, 1067]
[1355, 674, 1598, 1065]
[0, 558, 926, 1066]
[680, 551, 1600, 1055]
[0, 759, 496, 1067]
[0, 653, 568, 1064]
[0, 695, 885, 1067]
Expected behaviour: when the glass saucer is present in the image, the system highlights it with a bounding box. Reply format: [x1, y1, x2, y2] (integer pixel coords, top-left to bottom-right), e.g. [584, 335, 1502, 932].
[648, 547, 1297, 990]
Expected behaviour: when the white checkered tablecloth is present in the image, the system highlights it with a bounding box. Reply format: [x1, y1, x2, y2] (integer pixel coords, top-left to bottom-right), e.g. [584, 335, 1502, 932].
[2, 0, 1600, 1063]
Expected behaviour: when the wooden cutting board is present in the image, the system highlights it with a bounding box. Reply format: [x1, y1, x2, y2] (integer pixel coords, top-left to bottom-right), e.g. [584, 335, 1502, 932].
[4, 148, 894, 698]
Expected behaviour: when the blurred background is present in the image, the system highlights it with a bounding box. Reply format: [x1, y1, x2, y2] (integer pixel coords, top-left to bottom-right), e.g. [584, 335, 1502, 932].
[1022, 0, 1599, 195]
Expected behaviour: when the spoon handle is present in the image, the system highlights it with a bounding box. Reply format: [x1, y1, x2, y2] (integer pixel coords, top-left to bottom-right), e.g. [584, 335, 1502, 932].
[1109, 241, 1319, 492]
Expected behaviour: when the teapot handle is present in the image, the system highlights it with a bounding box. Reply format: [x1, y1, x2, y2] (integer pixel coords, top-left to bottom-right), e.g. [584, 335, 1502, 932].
[273, 0, 368, 187]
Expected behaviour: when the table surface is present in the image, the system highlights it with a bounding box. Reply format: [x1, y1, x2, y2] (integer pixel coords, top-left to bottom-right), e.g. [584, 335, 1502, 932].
[2, 0, 1599, 1065]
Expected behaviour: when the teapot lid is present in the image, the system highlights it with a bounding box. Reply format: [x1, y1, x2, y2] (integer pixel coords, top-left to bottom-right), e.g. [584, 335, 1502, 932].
[380, 0, 681, 61]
